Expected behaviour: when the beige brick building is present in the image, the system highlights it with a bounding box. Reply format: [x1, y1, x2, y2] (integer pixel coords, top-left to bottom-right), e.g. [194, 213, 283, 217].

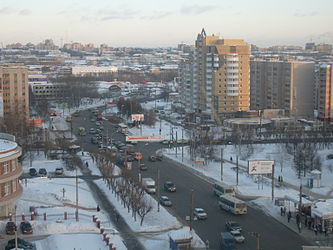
[0, 66, 29, 121]
[317, 63, 333, 122]
[180, 29, 251, 122]
[250, 59, 315, 119]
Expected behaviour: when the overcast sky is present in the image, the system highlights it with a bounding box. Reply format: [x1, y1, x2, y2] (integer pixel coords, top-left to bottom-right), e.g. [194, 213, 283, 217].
[1, 0, 332, 47]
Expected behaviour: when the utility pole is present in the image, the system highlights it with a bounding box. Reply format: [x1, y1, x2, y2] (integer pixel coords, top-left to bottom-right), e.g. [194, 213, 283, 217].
[75, 167, 79, 221]
[249, 232, 260, 250]
[299, 182, 303, 233]
[236, 155, 239, 186]
[221, 148, 224, 181]
[175, 131, 178, 157]
[157, 168, 160, 212]
[271, 164, 275, 201]
[181, 129, 184, 162]
[189, 189, 194, 231]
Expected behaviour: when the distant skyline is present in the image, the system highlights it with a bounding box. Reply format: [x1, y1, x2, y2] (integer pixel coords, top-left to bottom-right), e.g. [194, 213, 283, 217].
[1, 0, 332, 47]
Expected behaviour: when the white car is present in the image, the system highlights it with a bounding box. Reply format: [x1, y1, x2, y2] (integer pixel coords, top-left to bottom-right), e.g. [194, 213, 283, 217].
[193, 208, 208, 220]
[230, 230, 245, 243]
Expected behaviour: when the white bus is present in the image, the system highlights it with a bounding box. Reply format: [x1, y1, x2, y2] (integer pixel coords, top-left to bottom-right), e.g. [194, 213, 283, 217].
[213, 182, 236, 197]
[218, 195, 247, 215]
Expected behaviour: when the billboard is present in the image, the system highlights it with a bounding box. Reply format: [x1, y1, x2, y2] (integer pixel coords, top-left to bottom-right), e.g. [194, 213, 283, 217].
[131, 114, 144, 121]
[126, 135, 164, 142]
[248, 160, 274, 175]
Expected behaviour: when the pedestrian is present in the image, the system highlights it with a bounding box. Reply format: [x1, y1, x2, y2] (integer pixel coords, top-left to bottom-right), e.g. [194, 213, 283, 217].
[97, 205, 100, 212]
[280, 207, 283, 216]
[314, 226, 318, 235]
[205, 239, 209, 249]
[283, 207, 287, 216]
[305, 216, 308, 226]
[296, 213, 300, 224]
[287, 211, 291, 223]
[116, 212, 120, 222]
[281, 176, 283, 183]
[230, 157, 233, 161]
[325, 228, 328, 237]
[308, 220, 312, 229]
[86, 161, 89, 167]
[278, 176, 281, 182]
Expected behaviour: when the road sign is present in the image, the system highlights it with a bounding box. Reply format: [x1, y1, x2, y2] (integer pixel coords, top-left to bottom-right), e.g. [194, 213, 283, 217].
[248, 160, 274, 174]
[126, 135, 164, 142]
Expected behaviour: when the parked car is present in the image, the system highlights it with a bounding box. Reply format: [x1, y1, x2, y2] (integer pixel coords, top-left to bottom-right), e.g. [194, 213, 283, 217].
[225, 221, 242, 232]
[230, 230, 245, 243]
[5, 221, 16, 235]
[38, 168, 47, 176]
[139, 164, 147, 171]
[29, 168, 37, 176]
[89, 128, 96, 134]
[160, 196, 172, 206]
[20, 221, 33, 234]
[55, 168, 64, 175]
[148, 156, 157, 162]
[193, 208, 208, 220]
[5, 238, 34, 250]
[164, 181, 176, 192]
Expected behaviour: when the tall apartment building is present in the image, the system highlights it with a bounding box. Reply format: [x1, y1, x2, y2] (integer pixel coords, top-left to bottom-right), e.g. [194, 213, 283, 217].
[317, 63, 333, 122]
[180, 29, 250, 121]
[0, 66, 29, 120]
[250, 59, 315, 119]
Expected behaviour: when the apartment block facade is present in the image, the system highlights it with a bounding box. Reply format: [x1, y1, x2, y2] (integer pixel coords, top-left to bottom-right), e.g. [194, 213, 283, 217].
[317, 63, 333, 122]
[250, 59, 315, 119]
[180, 29, 251, 121]
[0, 66, 29, 120]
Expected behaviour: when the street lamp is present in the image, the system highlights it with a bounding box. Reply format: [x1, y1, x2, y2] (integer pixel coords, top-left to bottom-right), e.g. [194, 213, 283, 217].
[14, 204, 18, 250]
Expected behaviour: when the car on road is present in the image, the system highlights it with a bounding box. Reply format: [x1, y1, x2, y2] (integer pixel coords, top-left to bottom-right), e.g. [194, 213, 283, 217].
[156, 155, 163, 161]
[20, 221, 33, 234]
[160, 196, 172, 206]
[193, 208, 208, 220]
[29, 168, 37, 176]
[89, 128, 96, 134]
[139, 164, 147, 171]
[90, 118, 96, 122]
[164, 181, 176, 192]
[225, 221, 242, 232]
[161, 140, 170, 145]
[5, 221, 16, 235]
[55, 168, 64, 175]
[95, 121, 102, 126]
[38, 168, 47, 176]
[148, 156, 157, 162]
[5, 238, 34, 250]
[230, 230, 245, 243]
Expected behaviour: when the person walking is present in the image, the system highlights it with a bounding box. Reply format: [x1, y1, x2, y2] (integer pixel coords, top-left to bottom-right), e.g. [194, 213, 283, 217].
[97, 205, 100, 212]
[283, 207, 287, 216]
[287, 211, 291, 223]
[280, 207, 283, 216]
[314, 226, 318, 235]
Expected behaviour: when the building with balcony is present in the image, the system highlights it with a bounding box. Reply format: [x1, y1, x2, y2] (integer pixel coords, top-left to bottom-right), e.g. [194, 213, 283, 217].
[179, 29, 250, 122]
[317, 63, 333, 122]
[0, 134, 22, 217]
[0, 66, 29, 121]
[250, 59, 315, 119]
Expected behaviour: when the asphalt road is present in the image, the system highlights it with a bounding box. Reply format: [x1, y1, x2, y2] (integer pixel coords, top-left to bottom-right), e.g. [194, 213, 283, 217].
[72, 108, 308, 250]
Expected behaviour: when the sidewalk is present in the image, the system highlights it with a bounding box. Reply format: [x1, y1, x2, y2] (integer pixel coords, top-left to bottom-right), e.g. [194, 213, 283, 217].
[272, 210, 333, 247]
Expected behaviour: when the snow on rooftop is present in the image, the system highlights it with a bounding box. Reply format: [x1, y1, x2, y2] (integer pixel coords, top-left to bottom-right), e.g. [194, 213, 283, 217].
[312, 199, 333, 218]
[0, 139, 17, 153]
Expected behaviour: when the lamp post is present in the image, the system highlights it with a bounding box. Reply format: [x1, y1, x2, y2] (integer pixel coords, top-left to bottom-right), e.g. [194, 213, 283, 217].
[14, 205, 18, 250]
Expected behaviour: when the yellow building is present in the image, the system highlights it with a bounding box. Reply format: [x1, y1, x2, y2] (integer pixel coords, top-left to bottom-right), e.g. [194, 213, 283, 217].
[180, 29, 251, 122]
[0, 66, 29, 121]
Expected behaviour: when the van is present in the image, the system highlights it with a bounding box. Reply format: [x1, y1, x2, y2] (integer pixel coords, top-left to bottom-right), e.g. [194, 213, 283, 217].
[219, 232, 236, 250]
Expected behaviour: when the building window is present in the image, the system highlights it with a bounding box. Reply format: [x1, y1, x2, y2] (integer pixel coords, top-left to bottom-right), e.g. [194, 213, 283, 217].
[12, 180, 17, 192]
[4, 161, 9, 174]
[4, 182, 10, 196]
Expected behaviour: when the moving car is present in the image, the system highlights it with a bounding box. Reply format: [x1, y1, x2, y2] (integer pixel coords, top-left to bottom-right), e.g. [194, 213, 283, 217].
[5, 238, 34, 250]
[160, 196, 172, 206]
[20, 221, 33, 234]
[55, 168, 64, 175]
[230, 230, 245, 243]
[139, 164, 147, 171]
[38, 168, 47, 176]
[164, 181, 176, 192]
[225, 221, 242, 232]
[148, 156, 157, 162]
[193, 208, 208, 220]
[29, 168, 37, 176]
[5, 221, 16, 235]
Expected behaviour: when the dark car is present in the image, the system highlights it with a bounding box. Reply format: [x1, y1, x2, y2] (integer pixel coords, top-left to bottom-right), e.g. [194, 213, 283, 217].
[5, 238, 34, 250]
[5, 221, 16, 235]
[20, 221, 33, 234]
[156, 155, 163, 161]
[139, 164, 148, 171]
[225, 221, 242, 232]
[29, 168, 37, 176]
[38, 168, 47, 176]
[148, 156, 157, 162]
[164, 181, 176, 192]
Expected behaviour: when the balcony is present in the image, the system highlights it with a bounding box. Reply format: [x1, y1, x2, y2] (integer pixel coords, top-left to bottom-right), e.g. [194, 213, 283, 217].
[228, 63, 238, 67]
